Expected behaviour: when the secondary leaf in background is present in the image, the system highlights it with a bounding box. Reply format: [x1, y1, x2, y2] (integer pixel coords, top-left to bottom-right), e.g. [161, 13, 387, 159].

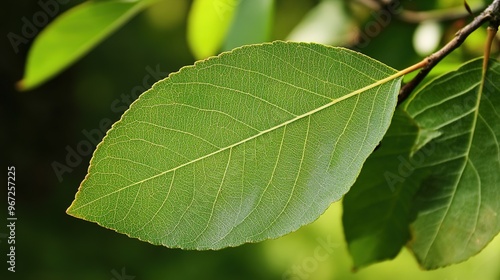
[342, 109, 427, 269]
[222, 0, 274, 51]
[286, 0, 353, 46]
[67, 41, 402, 250]
[187, 0, 238, 59]
[18, 0, 153, 91]
[403, 58, 500, 269]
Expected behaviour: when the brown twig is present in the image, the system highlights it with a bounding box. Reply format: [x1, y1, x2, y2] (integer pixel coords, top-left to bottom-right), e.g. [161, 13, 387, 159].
[353, 0, 484, 23]
[397, 5, 483, 23]
[398, 0, 500, 105]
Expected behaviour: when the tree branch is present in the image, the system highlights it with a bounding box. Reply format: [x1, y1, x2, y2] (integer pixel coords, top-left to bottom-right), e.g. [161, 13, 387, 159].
[398, 0, 500, 105]
[397, 5, 483, 23]
[353, 0, 484, 23]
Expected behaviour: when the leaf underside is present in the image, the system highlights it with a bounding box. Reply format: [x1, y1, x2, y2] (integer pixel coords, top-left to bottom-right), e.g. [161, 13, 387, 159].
[67, 41, 402, 250]
[343, 109, 424, 269]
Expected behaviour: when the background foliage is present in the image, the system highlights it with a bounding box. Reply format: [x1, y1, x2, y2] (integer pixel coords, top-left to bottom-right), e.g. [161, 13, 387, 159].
[2, 0, 500, 279]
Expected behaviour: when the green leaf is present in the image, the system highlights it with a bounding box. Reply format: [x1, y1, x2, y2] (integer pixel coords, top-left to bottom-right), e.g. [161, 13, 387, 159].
[67, 41, 402, 250]
[222, 0, 274, 51]
[18, 0, 152, 91]
[403, 58, 500, 269]
[187, 0, 238, 59]
[342, 109, 426, 269]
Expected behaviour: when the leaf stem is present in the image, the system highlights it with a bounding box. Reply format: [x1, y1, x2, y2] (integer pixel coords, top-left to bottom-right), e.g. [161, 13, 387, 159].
[397, 59, 428, 78]
[398, 0, 500, 105]
[483, 23, 499, 77]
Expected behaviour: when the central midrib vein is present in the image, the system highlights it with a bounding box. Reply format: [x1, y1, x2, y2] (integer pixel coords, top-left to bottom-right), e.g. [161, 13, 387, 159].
[70, 71, 404, 212]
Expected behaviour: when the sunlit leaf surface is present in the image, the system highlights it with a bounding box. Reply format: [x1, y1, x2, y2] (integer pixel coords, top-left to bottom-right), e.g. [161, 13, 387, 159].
[67, 41, 402, 249]
[19, 0, 151, 90]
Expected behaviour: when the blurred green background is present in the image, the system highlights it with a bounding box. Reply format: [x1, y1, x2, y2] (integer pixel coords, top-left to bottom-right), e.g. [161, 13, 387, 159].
[1, 0, 499, 279]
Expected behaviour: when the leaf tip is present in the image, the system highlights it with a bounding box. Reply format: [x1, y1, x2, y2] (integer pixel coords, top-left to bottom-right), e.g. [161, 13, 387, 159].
[65, 199, 82, 218]
[65, 204, 75, 216]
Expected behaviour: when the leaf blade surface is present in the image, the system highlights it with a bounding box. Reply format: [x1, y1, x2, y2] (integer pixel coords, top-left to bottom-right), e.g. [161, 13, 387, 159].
[19, 0, 151, 90]
[342, 109, 426, 269]
[404, 58, 500, 269]
[67, 41, 402, 249]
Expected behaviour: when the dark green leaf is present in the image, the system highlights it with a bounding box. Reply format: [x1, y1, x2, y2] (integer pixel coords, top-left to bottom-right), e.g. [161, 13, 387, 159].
[342, 109, 426, 269]
[403, 58, 500, 269]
